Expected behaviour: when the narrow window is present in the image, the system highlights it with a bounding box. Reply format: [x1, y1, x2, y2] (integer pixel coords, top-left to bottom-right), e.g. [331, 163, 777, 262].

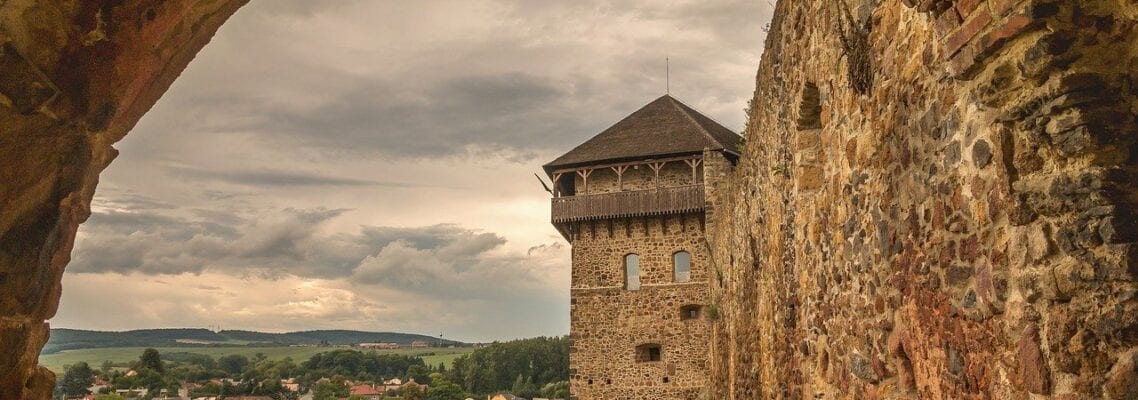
[673, 251, 691, 283]
[797, 81, 823, 130]
[680, 305, 701, 320]
[636, 344, 662, 362]
[624, 254, 641, 290]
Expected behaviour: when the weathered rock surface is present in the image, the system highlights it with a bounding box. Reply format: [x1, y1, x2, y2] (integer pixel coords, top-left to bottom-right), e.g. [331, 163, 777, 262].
[705, 0, 1138, 398]
[0, 1, 247, 398]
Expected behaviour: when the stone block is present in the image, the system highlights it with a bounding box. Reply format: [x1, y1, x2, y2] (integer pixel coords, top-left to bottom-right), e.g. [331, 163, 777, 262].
[797, 165, 824, 191]
[945, 11, 993, 57]
[956, 0, 983, 17]
[989, 0, 1023, 17]
[1016, 324, 1050, 394]
[972, 139, 993, 168]
[977, 14, 1034, 58]
[1106, 349, 1138, 400]
[935, 8, 963, 37]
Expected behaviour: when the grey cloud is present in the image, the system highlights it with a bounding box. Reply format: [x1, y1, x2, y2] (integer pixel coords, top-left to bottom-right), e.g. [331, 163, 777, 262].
[130, 0, 762, 162]
[72, 208, 340, 275]
[253, 0, 358, 17]
[228, 73, 594, 159]
[71, 206, 544, 299]
[350, 237, 548, 299]
[527, 241, 564, 256]
[165, 166, 400, 188]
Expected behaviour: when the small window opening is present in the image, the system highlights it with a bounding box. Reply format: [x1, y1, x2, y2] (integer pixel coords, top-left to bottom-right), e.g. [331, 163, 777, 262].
[624, 254, 641, 290]
[636, 344, 662, 362]
[558, 175, 576, 197]
[663, 377, 670, 384]
[605, 379, 611, 385]
[587, 379, 593, 385]
[680, 305, 702, 320]
[673, 251, 691, 283]
[797, 81, 822, 130]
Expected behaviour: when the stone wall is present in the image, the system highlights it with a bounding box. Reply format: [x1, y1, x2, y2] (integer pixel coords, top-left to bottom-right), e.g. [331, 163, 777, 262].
[0, 1, 247, 399]
[706, 0, 1138, 399]
[570, 214, 712, 400]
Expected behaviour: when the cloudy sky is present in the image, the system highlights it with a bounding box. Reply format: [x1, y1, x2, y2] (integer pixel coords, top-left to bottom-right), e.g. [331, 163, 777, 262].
[53, 0, 771, 343]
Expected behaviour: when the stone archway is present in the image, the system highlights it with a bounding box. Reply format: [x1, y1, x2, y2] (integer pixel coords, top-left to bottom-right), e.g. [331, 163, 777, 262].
[1, 1, 248, 398]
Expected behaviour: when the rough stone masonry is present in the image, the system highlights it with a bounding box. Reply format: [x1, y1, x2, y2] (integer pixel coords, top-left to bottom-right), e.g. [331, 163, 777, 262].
[705, 0, 1138, 398]
[0, 0, 1136, 399]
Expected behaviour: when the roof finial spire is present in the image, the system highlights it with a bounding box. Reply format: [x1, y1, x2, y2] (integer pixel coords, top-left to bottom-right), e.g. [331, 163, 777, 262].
[666, 57, 670, 95]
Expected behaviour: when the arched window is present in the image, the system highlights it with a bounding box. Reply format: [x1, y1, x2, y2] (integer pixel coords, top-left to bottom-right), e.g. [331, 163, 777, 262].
[673, 251, 691, 283]
[624, 254, 640, 290]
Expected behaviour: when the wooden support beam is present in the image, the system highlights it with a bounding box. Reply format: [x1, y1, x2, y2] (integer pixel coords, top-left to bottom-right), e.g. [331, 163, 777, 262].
[550, 155, 702, 175]
[684, 159, 703, 184]
[611, 165, 630, 191]
[648, 162, 667, 189]
[552, 173, 564, 197]
[576, 169, 594, 195]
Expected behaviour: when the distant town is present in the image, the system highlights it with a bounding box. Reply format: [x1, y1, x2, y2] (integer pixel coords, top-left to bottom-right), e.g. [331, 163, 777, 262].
[50, 331, 568, 400]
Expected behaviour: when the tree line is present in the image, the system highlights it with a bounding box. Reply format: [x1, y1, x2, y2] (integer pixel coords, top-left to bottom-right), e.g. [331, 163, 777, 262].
[57, 336, 569, 400]
[447, 336, 569, 398]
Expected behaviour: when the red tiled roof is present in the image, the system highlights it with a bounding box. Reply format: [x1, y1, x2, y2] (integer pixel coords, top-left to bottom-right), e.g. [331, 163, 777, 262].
[350, 384, 383, 395]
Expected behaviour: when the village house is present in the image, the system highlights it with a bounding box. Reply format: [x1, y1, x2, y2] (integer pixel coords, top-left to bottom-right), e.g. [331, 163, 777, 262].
[382, 377, 403, 392]
[348, 384, 384, 400]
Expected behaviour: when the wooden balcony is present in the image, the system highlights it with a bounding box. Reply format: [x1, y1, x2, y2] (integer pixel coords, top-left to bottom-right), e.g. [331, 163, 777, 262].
[551, 184, 705, 223]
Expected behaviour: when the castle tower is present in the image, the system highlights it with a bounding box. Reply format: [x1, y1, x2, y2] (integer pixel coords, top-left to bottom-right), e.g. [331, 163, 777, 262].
[545, 95, 740, 400]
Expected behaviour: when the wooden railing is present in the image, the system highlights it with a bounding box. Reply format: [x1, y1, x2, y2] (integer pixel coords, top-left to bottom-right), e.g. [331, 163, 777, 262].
[551, 185, 705, 223]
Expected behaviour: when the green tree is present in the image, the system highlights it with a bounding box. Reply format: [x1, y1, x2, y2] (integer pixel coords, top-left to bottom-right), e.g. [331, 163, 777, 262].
[93, 394, 125, 400]
[312, 381, 348, 400]
[218, 354, 250, 375]
[57, 362, 96, 398]
[511, 374, 538, 398]
[446, 336, 568, 396]
[401, 384, 426, 400]
[425, 382, 466, 400]
[407, 365, 432, 385]
[139, 348, 164, 373]
[540, 381, 569, 399]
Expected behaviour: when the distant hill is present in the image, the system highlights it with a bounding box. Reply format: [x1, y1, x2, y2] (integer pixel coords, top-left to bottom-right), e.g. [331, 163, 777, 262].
[43, 328, 462, 354]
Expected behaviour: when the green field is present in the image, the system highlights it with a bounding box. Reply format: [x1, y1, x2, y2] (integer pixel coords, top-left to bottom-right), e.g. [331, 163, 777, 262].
[39, 346, 474, 373]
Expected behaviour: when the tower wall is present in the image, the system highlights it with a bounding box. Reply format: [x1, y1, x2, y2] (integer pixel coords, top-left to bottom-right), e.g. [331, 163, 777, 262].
[569, 214, 712, 400]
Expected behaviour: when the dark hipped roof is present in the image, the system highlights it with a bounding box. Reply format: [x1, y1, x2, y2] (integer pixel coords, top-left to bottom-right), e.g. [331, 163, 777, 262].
[544, 95, 741, 173]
